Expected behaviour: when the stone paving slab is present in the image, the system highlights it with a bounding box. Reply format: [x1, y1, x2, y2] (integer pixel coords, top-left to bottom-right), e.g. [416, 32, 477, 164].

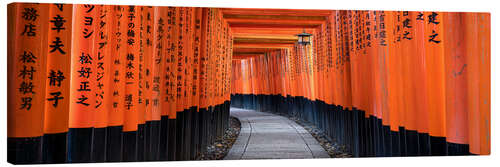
[225, 108, 330, 160]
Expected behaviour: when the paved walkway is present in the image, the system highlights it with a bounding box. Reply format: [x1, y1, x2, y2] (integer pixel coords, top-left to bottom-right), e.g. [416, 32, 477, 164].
[225, 108, 330, 160]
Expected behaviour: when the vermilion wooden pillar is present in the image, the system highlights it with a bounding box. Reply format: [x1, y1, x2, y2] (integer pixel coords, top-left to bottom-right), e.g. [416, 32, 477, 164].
[42, 3, 73, 163]
[8, 3, 49, 164]
[106, 5, 125, 162]
[67, 4, 97, 163]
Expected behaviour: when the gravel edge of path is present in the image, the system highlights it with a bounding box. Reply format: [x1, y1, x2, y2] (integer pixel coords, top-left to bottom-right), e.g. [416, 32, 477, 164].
[197, 116, 242, 160]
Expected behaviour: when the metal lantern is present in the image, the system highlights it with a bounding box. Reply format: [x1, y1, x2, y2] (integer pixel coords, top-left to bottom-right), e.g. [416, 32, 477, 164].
[296, 30, 312, 45]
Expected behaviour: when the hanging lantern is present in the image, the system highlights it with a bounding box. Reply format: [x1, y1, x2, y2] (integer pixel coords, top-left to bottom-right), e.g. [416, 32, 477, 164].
[296, 30, 312, 45]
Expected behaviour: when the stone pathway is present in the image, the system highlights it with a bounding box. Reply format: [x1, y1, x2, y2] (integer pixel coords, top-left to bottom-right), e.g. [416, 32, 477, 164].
[225, 108, 330, 160]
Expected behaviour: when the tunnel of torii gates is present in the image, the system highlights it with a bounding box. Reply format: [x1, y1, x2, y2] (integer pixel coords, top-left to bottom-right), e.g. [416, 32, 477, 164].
[7, 3, 490, 164]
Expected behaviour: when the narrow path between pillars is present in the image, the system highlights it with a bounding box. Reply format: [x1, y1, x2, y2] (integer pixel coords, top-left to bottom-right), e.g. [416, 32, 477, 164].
[225, 108, 330, 160]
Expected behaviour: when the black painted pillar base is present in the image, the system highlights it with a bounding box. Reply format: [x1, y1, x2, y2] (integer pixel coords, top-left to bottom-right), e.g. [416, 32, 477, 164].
[419, 133, 431, 156]
[167, 118, 177, 161]
[8, 136, 43, 164]
[42, 132, 67, 163]
[122, 131, 137, 162]
[447, 142, 470, 155]
[137, 123, 146, 161]
[176, 111, 185, 161]
[406, 130, 419, 156]
[399, 127, 407, 156]
[430, 136, 447, 156]
[184, 107, 193, 160]
[67, 128, 93, 163]
[144, 121, 151, 161]
[391, 130, 401, 156]
[159, 116, 169, 161]
[190, 107, 199, 160]
[92, 127, 107, 162]
[199, 107, 208, 154]
[106, 126, 123, 162]
[148, 120, 161, 161]
[375, 118, 384, 157]
[382, 125, 392, 157]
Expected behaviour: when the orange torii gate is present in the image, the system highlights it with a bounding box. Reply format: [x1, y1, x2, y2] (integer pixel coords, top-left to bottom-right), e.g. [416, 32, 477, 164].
[8, 3, 233, 164]
[230, 10, 490, 157]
